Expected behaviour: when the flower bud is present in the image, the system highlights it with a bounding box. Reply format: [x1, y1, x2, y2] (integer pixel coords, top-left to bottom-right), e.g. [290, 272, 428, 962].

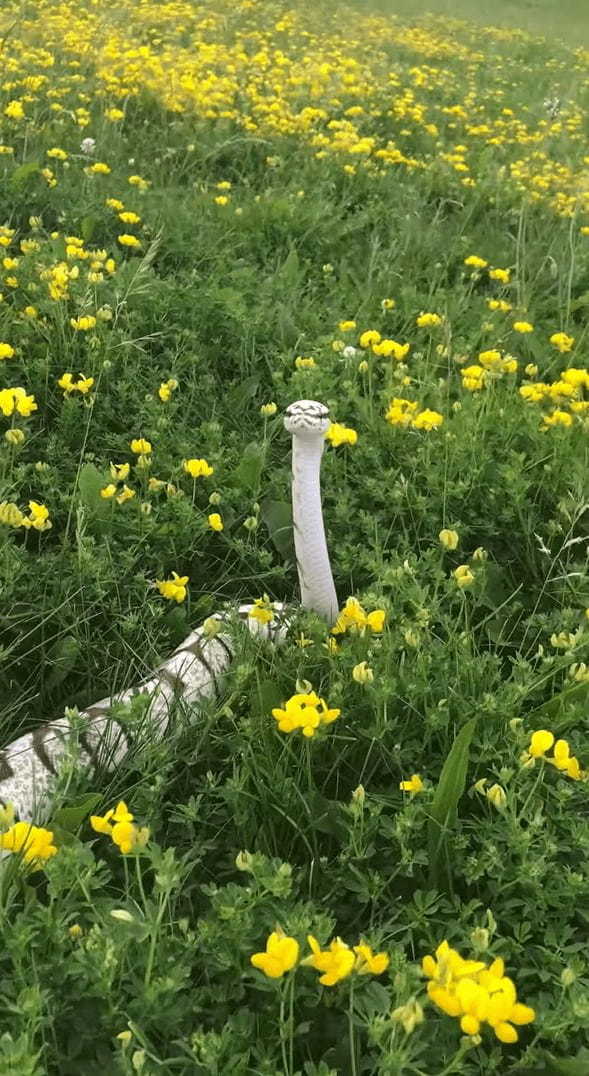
[352, 661, 374, 683]
[439, 528, 459, 550]
[486, 783, 507, 810]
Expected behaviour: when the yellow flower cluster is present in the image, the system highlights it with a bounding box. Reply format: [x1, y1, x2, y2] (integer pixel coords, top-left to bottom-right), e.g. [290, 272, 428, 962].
[358, 330, 410, 360]
[156, 571, 189, 603]
[385, 397, 444, 430]
[519, 367, 589, 429]
[325, 422, 358, 446]
[331, 596, 385, 635]
[423, 940, 535, 1044]
[0, 500, 51, 531]
[271, 691, 341, 738]
[522, 729, 585, 780]
[251, 929, 389, 984]
[90, 800, 149, 855]
[248, 594, 278, 625]
[0, 386, 37, 417]
[57, 372, 95, 395]
[0, 821, 57, 868]
[461, 350, 518, 391]
[183, 457, 214, 478]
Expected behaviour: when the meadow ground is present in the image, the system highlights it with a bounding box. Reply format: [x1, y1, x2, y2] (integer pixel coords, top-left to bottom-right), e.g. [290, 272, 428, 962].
[0, 0, 589, 1073]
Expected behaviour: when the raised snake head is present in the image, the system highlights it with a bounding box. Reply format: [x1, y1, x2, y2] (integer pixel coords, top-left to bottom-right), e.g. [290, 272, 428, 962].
[283, 399, 330, 438]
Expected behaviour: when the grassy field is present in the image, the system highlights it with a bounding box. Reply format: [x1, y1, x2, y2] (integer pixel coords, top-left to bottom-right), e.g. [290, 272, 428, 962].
[363, 0, 589, 43]
[1, 0, 589, 1073]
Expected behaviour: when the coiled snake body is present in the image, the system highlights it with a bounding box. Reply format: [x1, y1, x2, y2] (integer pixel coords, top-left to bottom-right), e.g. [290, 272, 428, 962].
[0, 400, 338, 821]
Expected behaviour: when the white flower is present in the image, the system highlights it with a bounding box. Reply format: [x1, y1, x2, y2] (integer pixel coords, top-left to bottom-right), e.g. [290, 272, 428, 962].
[342, 346, 358, 359]
[80, 138, 96, 155]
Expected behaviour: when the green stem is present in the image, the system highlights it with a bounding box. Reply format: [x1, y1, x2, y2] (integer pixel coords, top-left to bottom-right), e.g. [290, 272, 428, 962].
[279, 984, 290, 1076]
[348, 977, 357, 1076]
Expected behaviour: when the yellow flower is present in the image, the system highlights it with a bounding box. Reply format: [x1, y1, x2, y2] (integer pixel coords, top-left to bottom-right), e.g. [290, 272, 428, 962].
[22, 501, 51, 532]
[156, 571, 189, 603]
[542, 410, 573, 429]
[250, 929, 300, 979]
[5, 428, 24, 445]
[88, 162, 111, 175]
[117, 234, 142, 248]
[528, 729, 554, 758]
[439, 529, 459, 550]
[208, 512, 223, 531]
[183, 457, 214, 478]
[464, 255, 488, 269]
[100, 484, 117, 499]
[331, 596, 385, 636]
[550, 332, 574, 353]
[453, 564, 474, 588]
[416, 312, 442, 328]
[412, 409, 443, 430]
[260, 402, 277, 416]
[214, 195, 230, 206]
[271, 691, 341, 738]
[303, 935, 355, 986]
[486, 784, 507, 810]
[0, 822, 57, 867]
[399, 774, 424, 795]
[70, 315, 97, 331]
[353, 944, 390, 976]
[338, 319, 357, 331]
[0, 387, 37, 418]
[513, 321, 533, 333]
[90, 801, 149, 855]
[130, 438, 152, 455]
[325, 422, 358, 447]
[0, 501, 24, 527]
[0, 342, 15, 360]
[110, 462, 130, 482]
[158, 378, 178, 402]
[57, 372, 94, 395]
[116, 485, 135, 504]
[461, 365, 486, 391]
[489, 268, 511, 284]
[106, 198, 125, 211]
[118, 211, 141, 225]
[359, 329, 381, 349]
[391, 998, 424, 1034]
[373, 339, 410, 361]
[381, 298, 395, 310]
[4, 101, 25, 121]
[295, 356, 316, 369]
[352, 661, 373, 684]
[385, 397, 418, 427]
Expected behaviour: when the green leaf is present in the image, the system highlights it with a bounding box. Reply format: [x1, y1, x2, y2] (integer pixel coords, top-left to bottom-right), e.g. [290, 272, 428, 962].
[10, 161, 39, 189]
[516, 1050, 589, 1076]
[80, 215, 97, 242]
[53, 793, 103, 834]
[77, 462, 111, 518]
[233, 441, 266, 493]
[260, 498, 294, 559]
[428, 718, 476, 890]
[44, 635, 80, 692]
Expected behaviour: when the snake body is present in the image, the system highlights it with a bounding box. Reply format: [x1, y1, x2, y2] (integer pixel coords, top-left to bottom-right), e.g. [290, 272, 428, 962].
[0, 400, 337, 821]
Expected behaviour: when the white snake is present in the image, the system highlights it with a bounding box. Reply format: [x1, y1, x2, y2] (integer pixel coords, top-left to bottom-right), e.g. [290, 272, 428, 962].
[0, 400, 338, 821]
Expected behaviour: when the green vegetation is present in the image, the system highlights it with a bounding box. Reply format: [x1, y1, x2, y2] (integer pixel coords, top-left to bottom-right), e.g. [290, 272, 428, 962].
[0, 0, 588, 1072]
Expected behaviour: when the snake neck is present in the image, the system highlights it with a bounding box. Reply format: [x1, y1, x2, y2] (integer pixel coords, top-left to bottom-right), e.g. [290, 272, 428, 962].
[291, 435, 338, 624]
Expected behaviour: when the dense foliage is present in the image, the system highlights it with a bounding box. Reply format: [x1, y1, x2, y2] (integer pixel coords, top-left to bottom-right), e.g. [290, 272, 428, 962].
[0, 0, 588, 1072]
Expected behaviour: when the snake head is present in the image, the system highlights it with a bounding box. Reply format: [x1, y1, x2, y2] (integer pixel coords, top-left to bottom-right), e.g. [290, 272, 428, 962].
[284, 399, 330, 437]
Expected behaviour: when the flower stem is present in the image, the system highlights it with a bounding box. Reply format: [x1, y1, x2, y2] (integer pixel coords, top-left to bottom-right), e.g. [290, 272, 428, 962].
[348, 977, 357, 1076]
